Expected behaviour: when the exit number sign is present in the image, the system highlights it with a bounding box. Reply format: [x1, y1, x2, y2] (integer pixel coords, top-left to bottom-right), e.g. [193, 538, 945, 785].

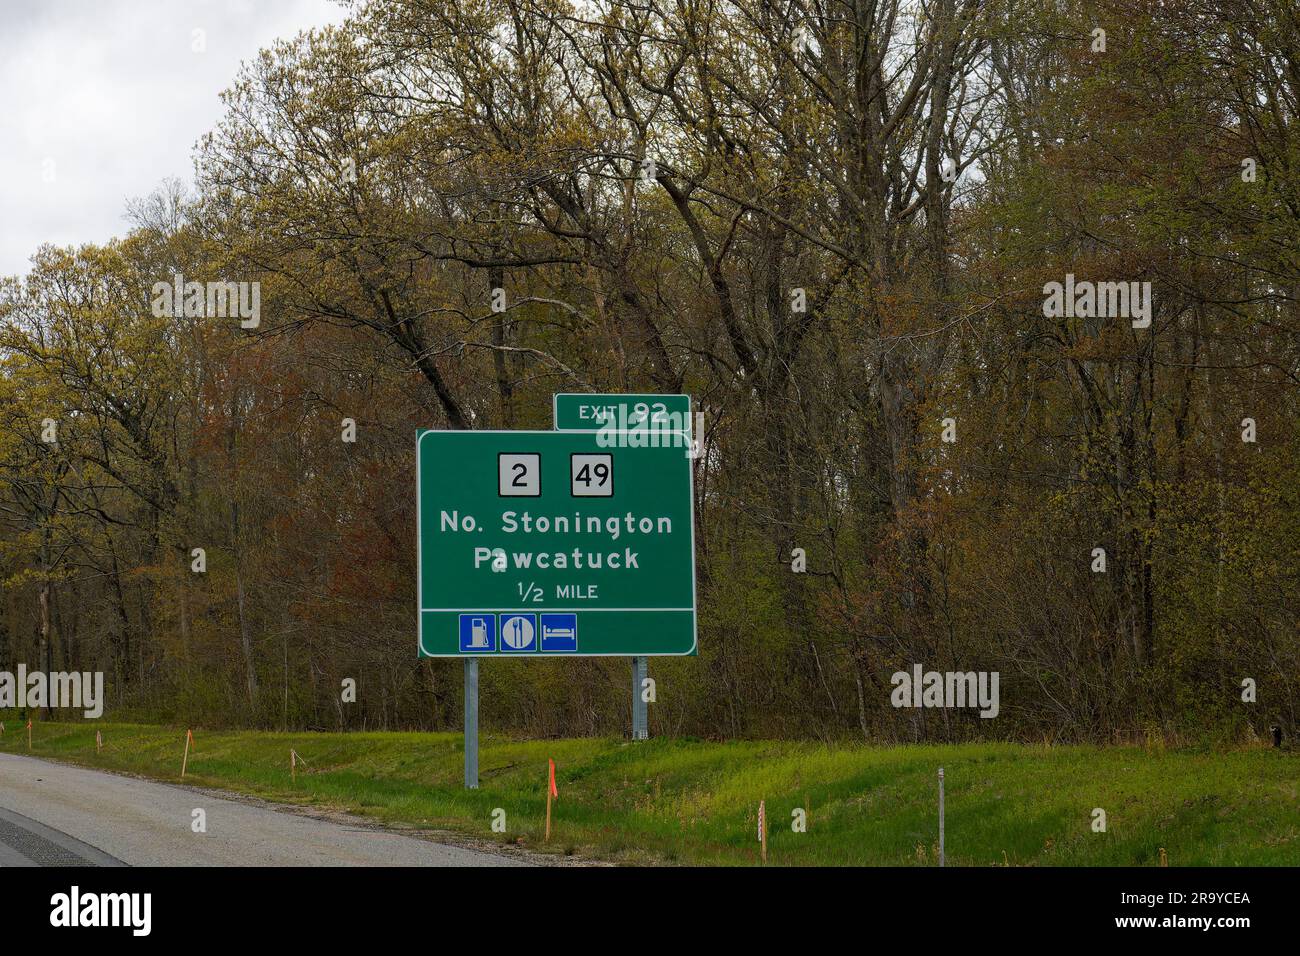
[417, 429, 697, 657]
[553, 393, 692, 433]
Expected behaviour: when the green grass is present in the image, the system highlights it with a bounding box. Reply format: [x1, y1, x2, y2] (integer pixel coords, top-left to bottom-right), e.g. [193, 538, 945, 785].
[1, 719, 1296, 865]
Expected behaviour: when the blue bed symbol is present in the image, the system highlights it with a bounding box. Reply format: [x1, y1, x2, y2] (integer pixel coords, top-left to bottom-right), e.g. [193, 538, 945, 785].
[540, 614, 578, 652]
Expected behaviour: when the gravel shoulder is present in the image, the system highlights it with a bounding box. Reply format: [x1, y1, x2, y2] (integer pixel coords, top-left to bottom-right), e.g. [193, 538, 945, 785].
[0, 753, 570, 867]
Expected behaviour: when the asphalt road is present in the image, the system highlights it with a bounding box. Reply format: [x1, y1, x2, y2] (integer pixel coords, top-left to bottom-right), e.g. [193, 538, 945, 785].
[0, 753, 525, 867]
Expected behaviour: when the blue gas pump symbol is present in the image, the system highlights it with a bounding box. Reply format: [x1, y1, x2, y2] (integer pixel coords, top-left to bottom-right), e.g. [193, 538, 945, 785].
[459, 614, 496, 652]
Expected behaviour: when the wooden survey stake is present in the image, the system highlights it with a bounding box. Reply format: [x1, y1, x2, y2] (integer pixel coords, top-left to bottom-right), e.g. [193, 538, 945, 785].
[181, 728, 193, 778]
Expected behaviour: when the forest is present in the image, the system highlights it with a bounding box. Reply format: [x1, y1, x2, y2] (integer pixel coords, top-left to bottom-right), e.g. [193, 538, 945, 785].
[1, 0, 1296, 743]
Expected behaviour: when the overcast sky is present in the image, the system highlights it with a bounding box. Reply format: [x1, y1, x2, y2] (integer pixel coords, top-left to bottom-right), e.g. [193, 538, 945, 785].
[0, 0, 347, 279]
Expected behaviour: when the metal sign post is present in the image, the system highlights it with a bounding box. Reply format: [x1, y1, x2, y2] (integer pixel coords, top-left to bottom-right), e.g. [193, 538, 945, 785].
[631, 656, 649, 740]
[465, 659, 479, 788]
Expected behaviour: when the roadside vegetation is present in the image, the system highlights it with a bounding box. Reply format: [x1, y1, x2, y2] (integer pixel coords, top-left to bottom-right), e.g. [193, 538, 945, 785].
[2, 722, 1294, 866]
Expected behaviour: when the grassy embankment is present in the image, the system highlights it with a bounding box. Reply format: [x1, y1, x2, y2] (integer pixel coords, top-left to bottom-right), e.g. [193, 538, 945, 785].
[1, 720, 1294, 865]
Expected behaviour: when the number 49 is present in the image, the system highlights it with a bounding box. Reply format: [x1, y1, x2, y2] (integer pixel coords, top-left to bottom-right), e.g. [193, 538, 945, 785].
[571, 454, 613, 497]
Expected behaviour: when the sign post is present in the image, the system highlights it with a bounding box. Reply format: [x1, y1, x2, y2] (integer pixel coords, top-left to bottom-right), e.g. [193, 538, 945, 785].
[418, 404, 696, 786]
[631, 656, 649, 740]
[464, 659, 479, 789]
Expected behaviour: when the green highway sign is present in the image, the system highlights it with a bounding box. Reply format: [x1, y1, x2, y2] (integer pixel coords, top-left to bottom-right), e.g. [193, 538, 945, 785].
[417, 429, 697, 657]
[553, 393, 692, 434]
